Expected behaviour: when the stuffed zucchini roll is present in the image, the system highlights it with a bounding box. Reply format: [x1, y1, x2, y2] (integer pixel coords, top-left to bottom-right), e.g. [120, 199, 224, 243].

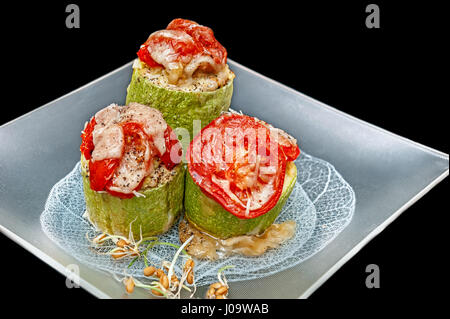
[80, 103, 185, 237]
[126, 18, 234, 140]
[184, 113, 301, 242]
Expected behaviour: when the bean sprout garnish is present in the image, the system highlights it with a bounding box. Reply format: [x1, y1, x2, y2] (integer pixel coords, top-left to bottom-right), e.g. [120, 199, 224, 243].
[206, 265, 234, 299]
[87, 220, 233, 299]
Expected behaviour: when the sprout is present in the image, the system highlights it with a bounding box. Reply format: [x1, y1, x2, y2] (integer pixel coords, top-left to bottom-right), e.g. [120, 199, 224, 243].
[86, 219, 159, 261]
[88, 220, 232, 299]
[217, 265, 234, 287]
[205, 265, 234, 299]
[167, 235, 193, 288]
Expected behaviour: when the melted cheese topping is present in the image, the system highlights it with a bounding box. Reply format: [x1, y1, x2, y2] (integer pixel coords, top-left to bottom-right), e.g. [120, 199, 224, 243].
[90, 103, 169, 194]
[247, 182, 276, 211]
[95, 104, 121, 126]
[91, 104, 124, 161]
[148, 30, 194, 66]
[122, 103, 167, 155]
[210, 152, 278, 212]
[91, 124, 124, 162]
[108, 130, 152, 194]
[147, 30, 195, 83]
[211, 173, 276, 212]
[184, 55, 218, 77]
[146, 29, 225, 84]
[211, 174, 246, 208]
[82, 155, 178, 192]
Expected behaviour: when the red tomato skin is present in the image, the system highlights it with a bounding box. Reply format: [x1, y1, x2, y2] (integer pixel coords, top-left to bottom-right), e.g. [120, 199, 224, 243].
[80, 117, 96, 160]
[89, 158, 120, 192]
[166, 18, 198, 32]
[168, 19, 227, 65]
[138, 18, 227, 68]
[137, 45, 163, 68]
[87, 122, 146, 195]
[187, 114, 289, 219]
[146, 30, 201, 61]
[84, 113, 182, 198]
[199, 156, 286, 220]
[282, 144, 301, 162]
[190, 25, 227, 65]
[103, 122, 153, 198]
[160, 126, 182, 170]
[105, 178, 145, 199]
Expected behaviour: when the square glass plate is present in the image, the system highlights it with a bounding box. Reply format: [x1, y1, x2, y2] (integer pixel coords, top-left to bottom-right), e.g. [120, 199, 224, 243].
[0, 60, 448, 298]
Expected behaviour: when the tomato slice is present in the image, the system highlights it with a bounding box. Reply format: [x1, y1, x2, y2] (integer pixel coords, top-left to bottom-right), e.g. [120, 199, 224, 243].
[105, 122, 152, 198]
[166, 18, 199, 32]
[105, 178, 145, 200]
[138, 28, 201, 68]
[89, 158, 120, 192]
[280, 140, 300, 162]
[190, 26, 227, 65]
[83, 117, 120, 192]
[83, 106, 182, 198]
[188, 114, 295, 219]
[143, 29, 201, 66]
[80, 117, 96, 160]
[167, 18, 227, 65]
[137, 19, 227, 69]
[160, 126, 182, 170]
[257, 119, 301, 162]
[272, 127, 300, 161]
[137, 45, 162, 68]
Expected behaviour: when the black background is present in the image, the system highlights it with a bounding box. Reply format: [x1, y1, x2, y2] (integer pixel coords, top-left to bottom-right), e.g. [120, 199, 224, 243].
[1, 0, 448, 308]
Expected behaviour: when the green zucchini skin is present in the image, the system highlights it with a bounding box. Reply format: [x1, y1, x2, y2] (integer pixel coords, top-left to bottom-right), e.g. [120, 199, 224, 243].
[125, 68, 233, 140]
[184, 162, 297, 239]
[81, 160, 185, 238]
